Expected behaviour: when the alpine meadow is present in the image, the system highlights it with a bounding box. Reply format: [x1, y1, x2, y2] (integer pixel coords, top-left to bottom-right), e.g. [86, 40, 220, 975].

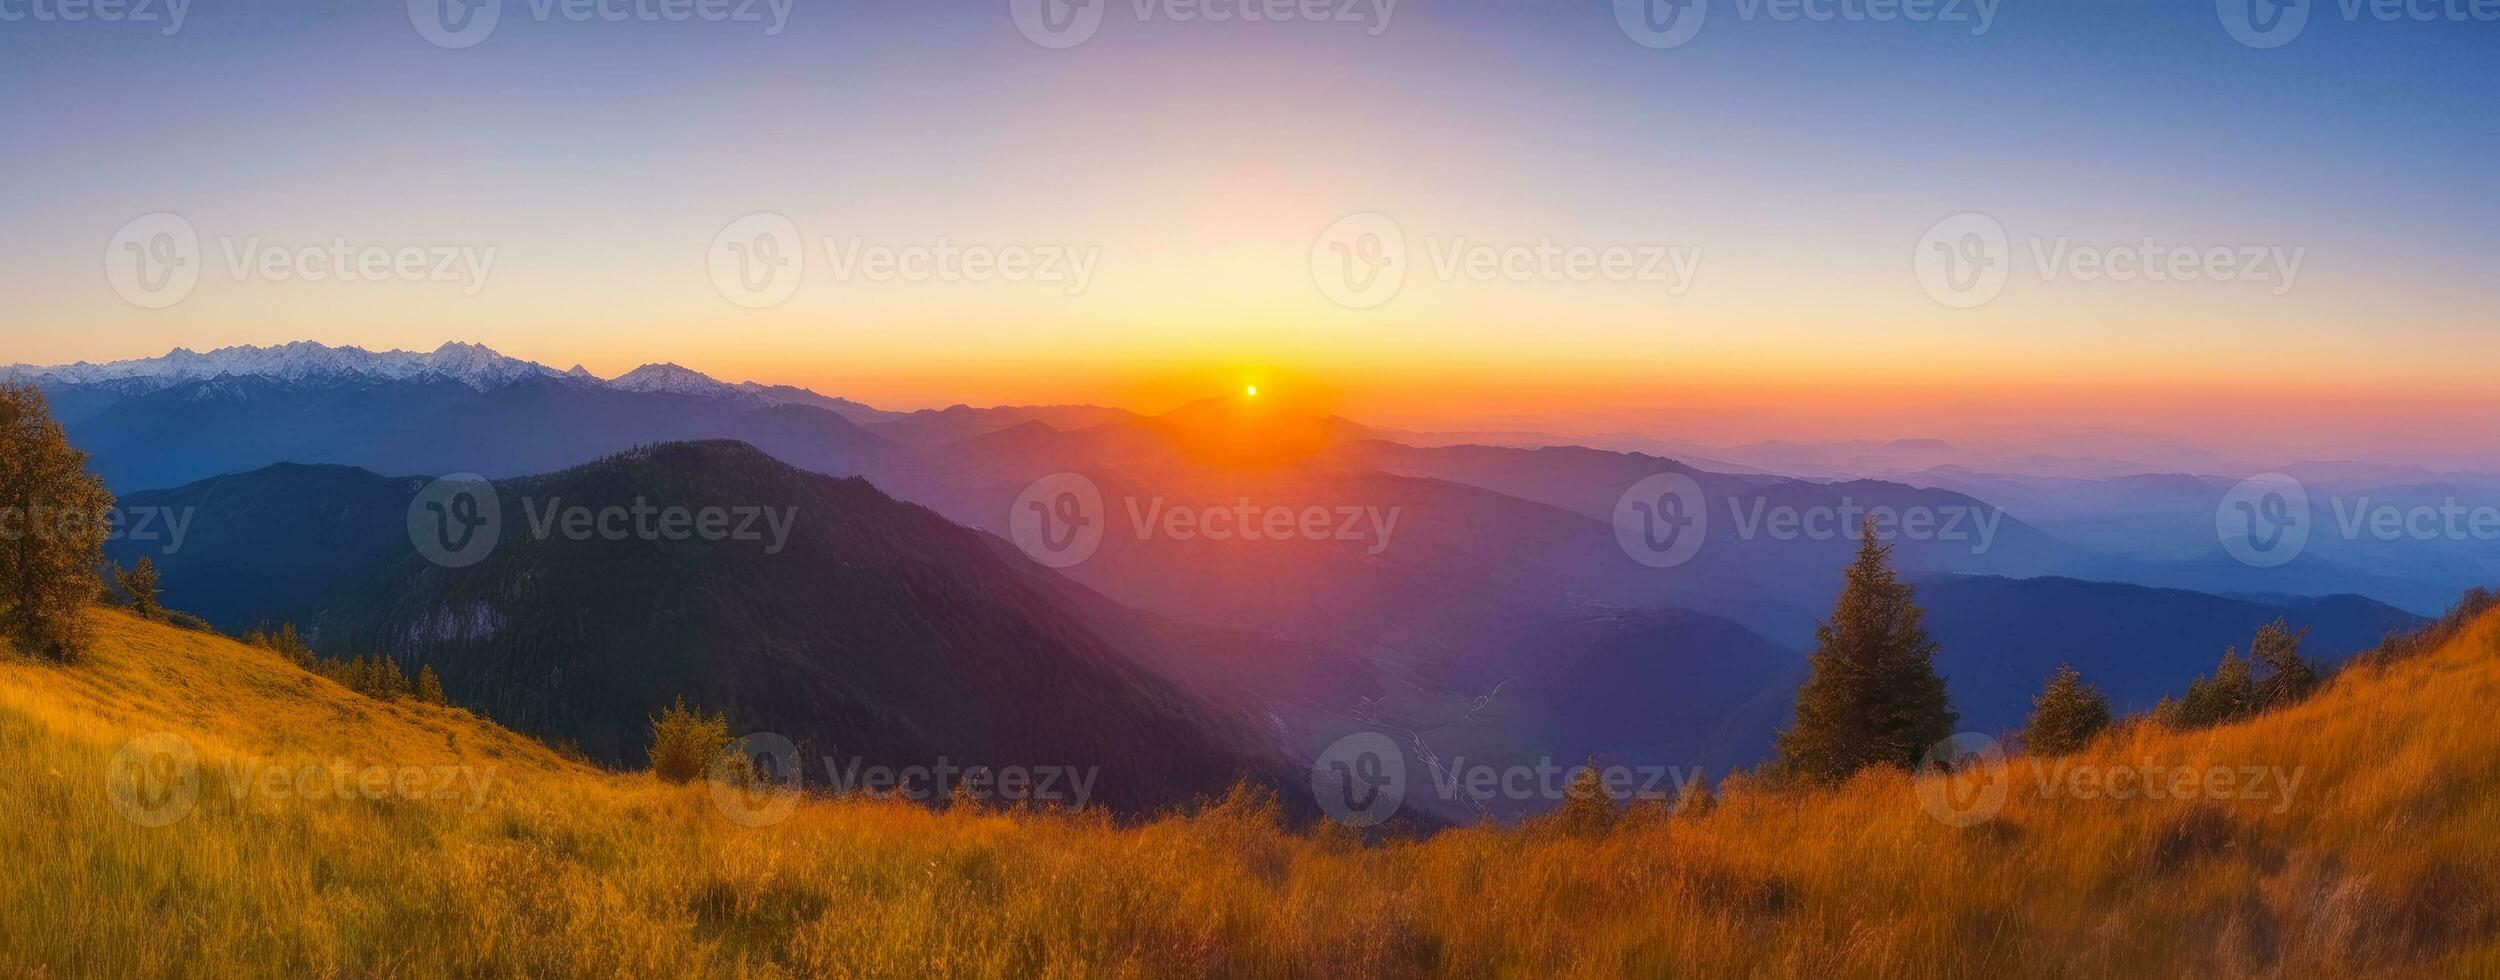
[7, 2, 2500, 977]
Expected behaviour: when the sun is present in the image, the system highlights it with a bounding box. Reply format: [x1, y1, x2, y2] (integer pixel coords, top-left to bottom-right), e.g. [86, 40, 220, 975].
[1245, 385, 1258, 398]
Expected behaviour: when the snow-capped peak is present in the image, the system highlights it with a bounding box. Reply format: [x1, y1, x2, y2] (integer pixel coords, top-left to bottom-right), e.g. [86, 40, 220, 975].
[1, 341, 568, 392]
[609, 362, 737, 397]
[3, 341, 903, 424]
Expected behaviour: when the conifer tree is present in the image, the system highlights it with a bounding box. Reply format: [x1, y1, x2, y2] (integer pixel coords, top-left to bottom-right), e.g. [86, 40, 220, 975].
[2021, 664, 2112, 757]
[416, 665, 449, 706]
[2165, 648, 2256, 730]
[1773, 519, 1959, 784]
[2250, 618, 2317, 709]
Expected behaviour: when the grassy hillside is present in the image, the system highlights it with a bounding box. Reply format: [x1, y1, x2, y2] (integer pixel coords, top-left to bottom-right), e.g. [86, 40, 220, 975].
[6, 607, 2498, 978]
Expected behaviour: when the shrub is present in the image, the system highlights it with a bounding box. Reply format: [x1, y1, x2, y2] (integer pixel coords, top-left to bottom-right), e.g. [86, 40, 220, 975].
[649, 697, 736, 784]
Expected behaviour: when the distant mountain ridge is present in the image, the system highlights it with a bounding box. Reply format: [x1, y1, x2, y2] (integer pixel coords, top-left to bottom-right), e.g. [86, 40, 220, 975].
[5, 341, 899, 424]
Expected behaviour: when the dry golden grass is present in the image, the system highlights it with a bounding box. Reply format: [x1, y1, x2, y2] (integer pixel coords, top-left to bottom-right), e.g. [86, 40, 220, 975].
[5, 607, 2497, 979]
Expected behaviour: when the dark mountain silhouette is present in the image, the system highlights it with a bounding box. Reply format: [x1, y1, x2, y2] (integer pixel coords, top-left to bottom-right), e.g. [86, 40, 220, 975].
[113, 443, 1279, 813]
[1911, 575, 2424, 729]
[107, 464, 426, 631]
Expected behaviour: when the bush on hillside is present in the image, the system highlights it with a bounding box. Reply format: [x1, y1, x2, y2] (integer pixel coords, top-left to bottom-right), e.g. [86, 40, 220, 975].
[649, 697, 737, 784]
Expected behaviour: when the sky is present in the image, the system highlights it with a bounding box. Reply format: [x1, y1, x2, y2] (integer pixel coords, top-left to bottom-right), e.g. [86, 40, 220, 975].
[1, 1, 2494, 463]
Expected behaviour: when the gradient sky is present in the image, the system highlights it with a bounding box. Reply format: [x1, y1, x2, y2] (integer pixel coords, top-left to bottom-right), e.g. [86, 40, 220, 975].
[2, 2, 2494, 463]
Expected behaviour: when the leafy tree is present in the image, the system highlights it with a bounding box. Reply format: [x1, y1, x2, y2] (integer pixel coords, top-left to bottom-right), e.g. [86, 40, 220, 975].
[2250, 618, 2317, 709]
[2021, 664, 2112, 757]
[0, 383, 114, 660]
[1774, 521, 1959, 784]
[648, 697, 736, 784]
[117, 557, 163, 619]
[416, 665, 449, 706]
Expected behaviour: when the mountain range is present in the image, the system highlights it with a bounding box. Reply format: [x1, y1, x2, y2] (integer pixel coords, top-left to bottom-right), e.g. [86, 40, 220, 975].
[39, 340, 2479, 817]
